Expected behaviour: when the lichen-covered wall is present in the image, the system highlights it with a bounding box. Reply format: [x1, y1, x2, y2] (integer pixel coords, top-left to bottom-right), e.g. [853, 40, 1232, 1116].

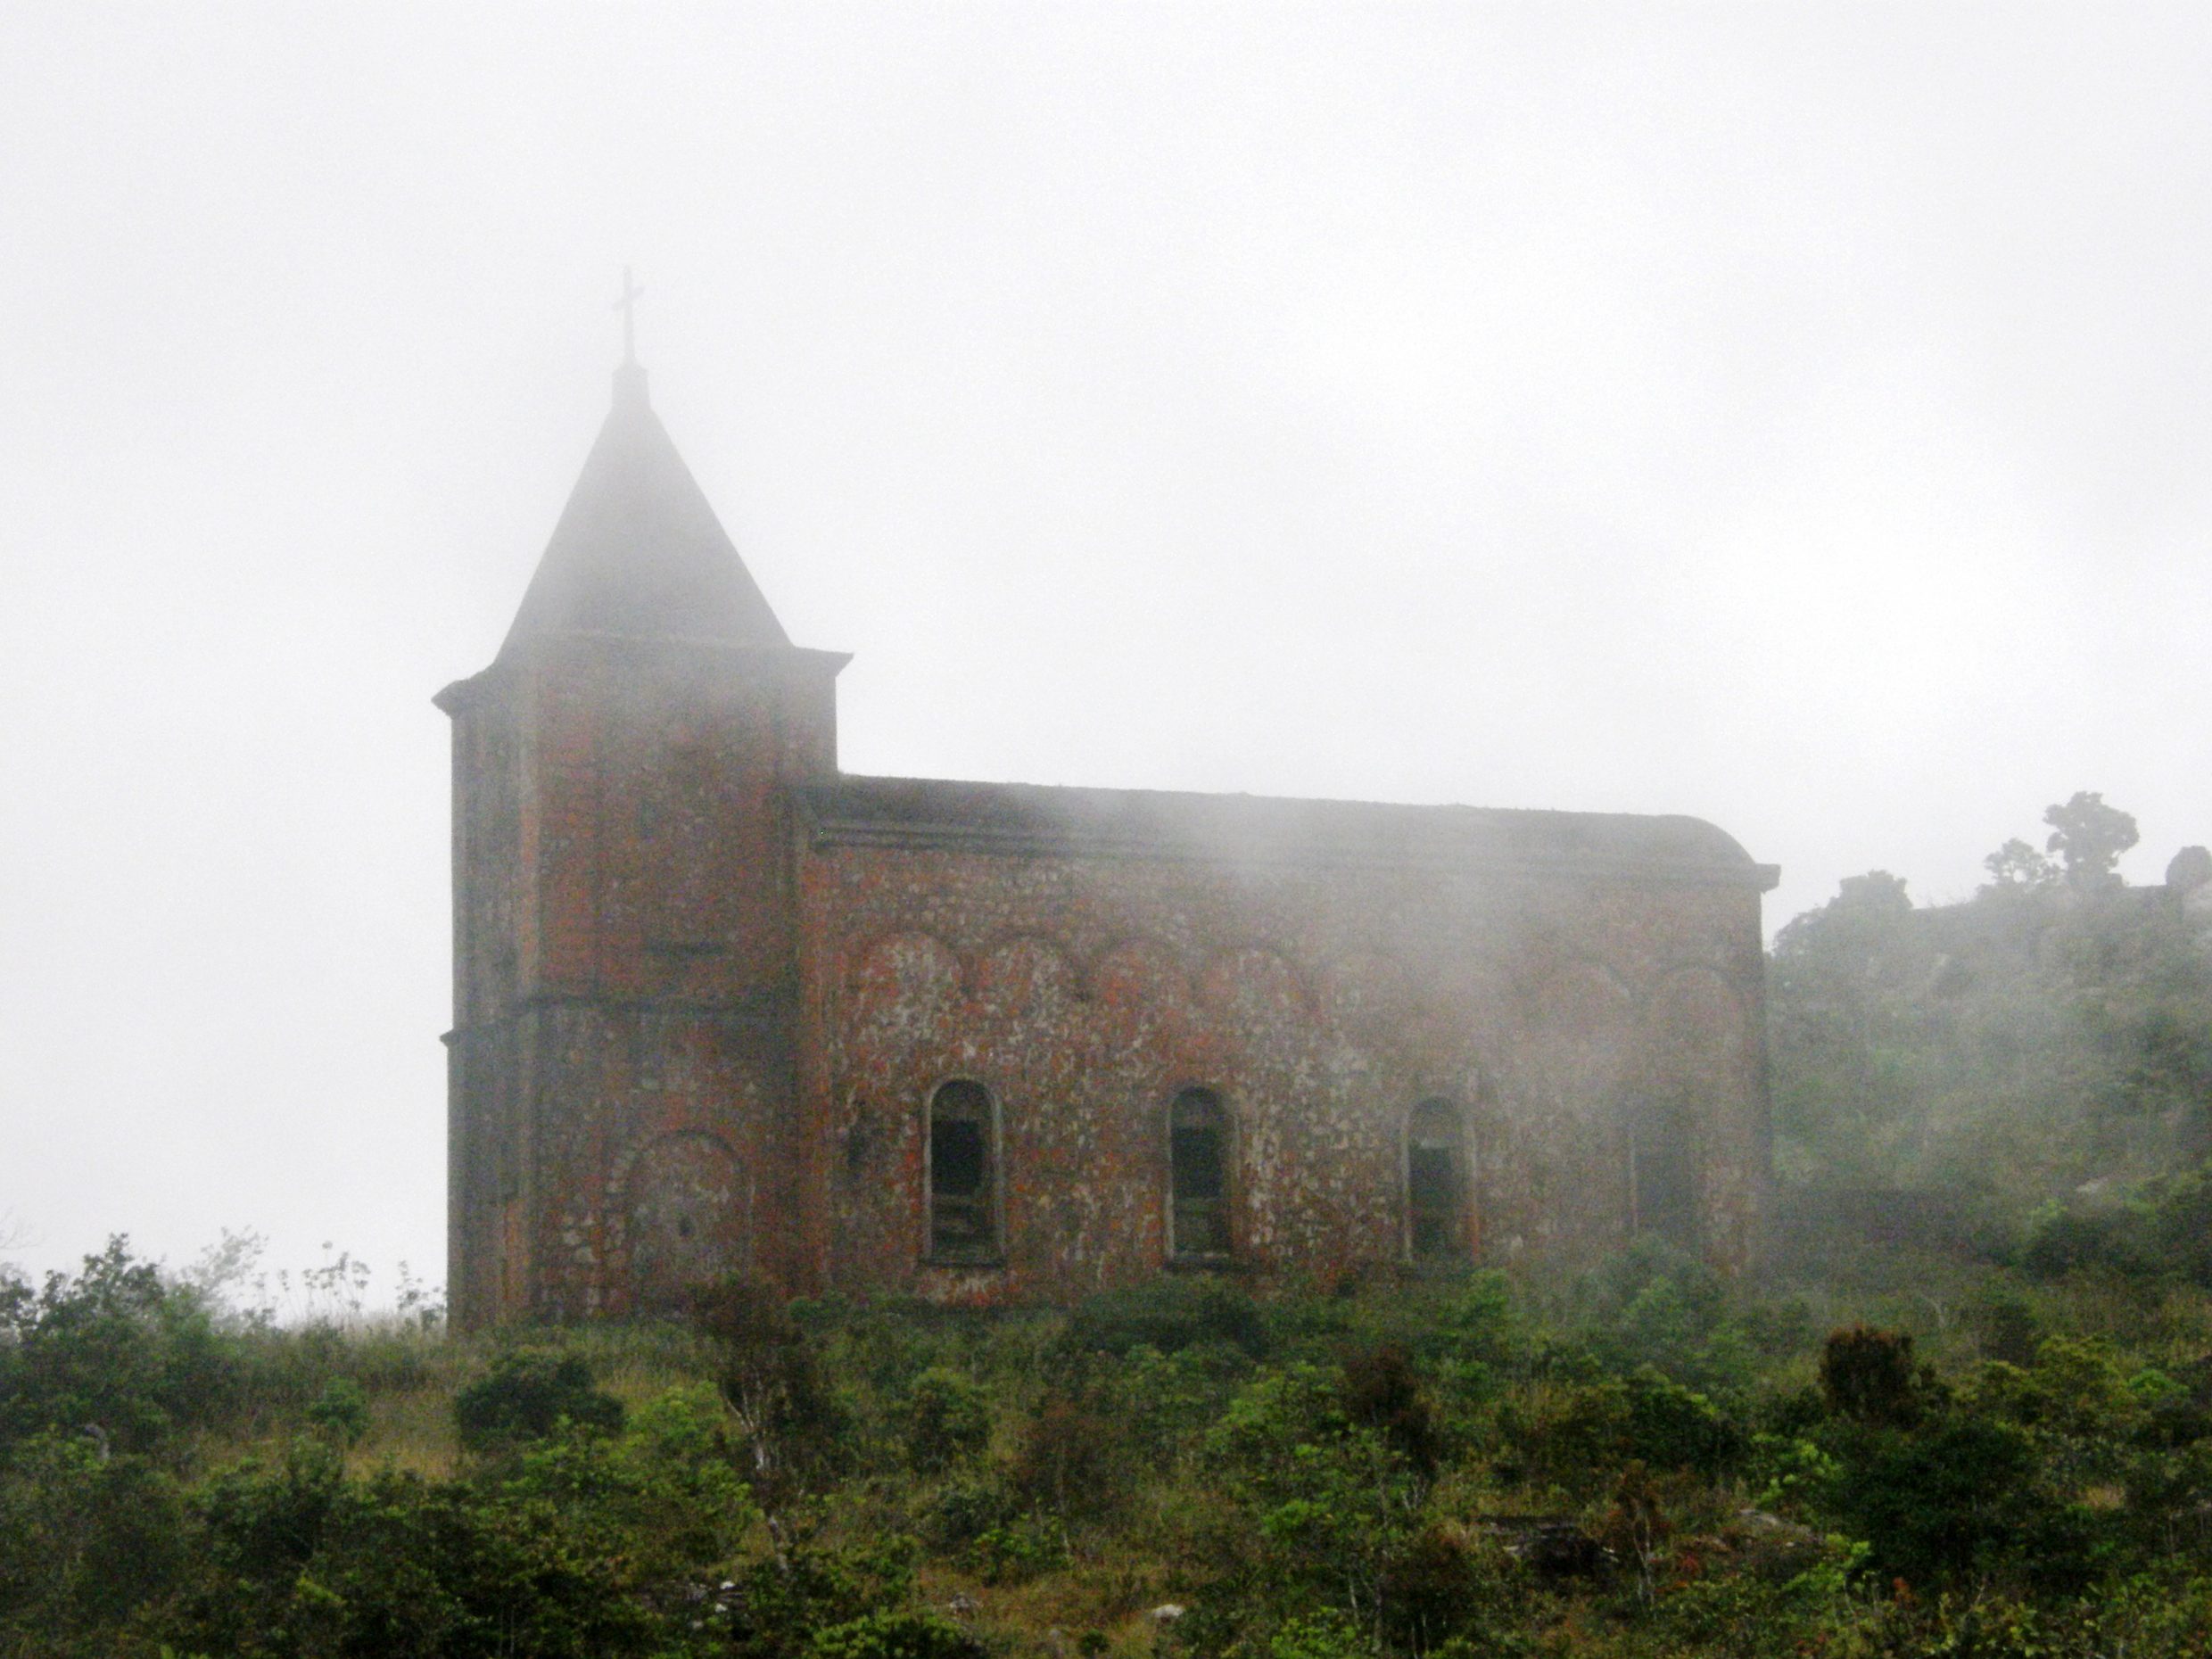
[797, 843, 1769, 1305]
[446, 636, 1768, 1326]
[441, 636, 840, 1326]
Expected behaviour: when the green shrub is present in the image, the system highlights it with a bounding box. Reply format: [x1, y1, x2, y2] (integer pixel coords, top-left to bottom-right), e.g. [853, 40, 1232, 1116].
[2022, 1204, 2150, 1281]
[808, 1608, 986, 1659]
[195, 1435, 344, 1582]
[1265, 1610, 1376, 1659]
[1823, 1408, 2087, 1589]
[722, 1526, 921, 1659]
[1375, 1523, 1526, 1656]
[1401, 1271, 1519, 1373]
[1012, 1391, 1130, 1518]
[0, 1236, 241, 1455]
[901, 1367, 991, 1473]
[1969, 1290, 2042, 1365]
[503, 1384, 760, 1580]
[1092, 1338, 1254, 1468]
[0, 1431, 189, 1652]
[1819, 1325, 1924, 1427]
[293, 1467, 658, 1657]
[2021, 1167, 2212, 1288]
[1340, 1342, 1445, 1477]
[1622, 1366, 1745, 1477]
[306, 1375, 371, 1446]
[921, 1470, 1017, 1548]
[1491, 1378, 1631, 1497]
[453, 1349, 624, 1450]
[1059, 1277, 1268, 1363]
[1584, 1242, 1727, 1356]
[970, 1512, 1069, 1583]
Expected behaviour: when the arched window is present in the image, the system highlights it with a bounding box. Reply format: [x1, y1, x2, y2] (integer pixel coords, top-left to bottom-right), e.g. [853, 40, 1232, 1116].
[1169, 1088, 1231, 1259]
[1407, 1100, 1465, 1262]
[928, 1080, 999, 1260]
[1625, 1095, 1697, 1250]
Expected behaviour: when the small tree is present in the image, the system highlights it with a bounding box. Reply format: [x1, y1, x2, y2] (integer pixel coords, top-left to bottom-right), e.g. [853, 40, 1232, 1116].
[901, 1368, 991, 1474]
[1982, 838, 2058, 891]
[2043, 791, 2139, 890]
[1819, 1325, 1922, 1428]
[693, 1280, 845, 1503]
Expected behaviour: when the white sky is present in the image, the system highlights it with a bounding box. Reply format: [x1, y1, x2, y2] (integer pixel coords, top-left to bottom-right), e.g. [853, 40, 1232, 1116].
[4, 4, 2208, 1291]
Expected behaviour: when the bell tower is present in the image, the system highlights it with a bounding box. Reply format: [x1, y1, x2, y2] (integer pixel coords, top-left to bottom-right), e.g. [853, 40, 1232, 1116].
[437, 333, 846, 1327]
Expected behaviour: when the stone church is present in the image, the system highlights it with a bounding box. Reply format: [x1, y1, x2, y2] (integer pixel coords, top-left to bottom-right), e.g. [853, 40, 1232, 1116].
[438, 357, 1779, 1330]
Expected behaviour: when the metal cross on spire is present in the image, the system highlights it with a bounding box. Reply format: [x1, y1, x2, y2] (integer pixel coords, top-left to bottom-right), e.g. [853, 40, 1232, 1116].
[615, 267, 644, 366]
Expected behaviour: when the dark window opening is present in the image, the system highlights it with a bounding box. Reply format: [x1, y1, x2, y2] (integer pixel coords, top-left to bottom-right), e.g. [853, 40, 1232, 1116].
[1407, 1100, 1465, 1261]
[1170, 1088, 1231, 1258]
[929, 1080, 998, 1260]
[1627, 1099, 1698, 1250]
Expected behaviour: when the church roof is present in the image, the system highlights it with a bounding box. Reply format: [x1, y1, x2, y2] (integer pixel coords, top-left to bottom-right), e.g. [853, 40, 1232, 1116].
[801, 775, 1779, 887]
[499, 365, 788, 659]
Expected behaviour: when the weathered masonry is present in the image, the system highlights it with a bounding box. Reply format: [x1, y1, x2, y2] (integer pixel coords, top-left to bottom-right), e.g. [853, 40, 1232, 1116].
[438, 359, 1780, 1329]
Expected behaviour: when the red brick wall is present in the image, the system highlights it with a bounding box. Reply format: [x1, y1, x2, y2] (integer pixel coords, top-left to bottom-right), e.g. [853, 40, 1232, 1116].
[448, 637, 1767, 1325]
[797, 842, 1769, 1305]
[442, 636, 841, 1325]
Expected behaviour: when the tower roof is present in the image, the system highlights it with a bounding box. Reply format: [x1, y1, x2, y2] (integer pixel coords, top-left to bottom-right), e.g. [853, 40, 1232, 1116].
[499, 364, 789, 659]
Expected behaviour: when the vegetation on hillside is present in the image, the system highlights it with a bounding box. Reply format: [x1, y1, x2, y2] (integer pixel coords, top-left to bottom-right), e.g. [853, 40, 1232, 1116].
[4, 1234, 2212, 1657]
[1770, 792, 2212, 1208]
[4, 791, 2211, 1658]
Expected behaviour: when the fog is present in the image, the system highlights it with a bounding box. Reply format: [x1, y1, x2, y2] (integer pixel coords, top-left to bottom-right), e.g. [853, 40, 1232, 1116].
[4, 5, 2208, 1290]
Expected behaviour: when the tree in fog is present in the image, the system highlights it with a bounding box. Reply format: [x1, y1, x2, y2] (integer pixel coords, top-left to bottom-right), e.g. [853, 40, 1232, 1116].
[2043, 791, 2140, 890]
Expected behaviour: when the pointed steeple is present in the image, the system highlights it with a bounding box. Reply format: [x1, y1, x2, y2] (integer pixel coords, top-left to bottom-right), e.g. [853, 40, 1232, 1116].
[499, 359, 789, 660]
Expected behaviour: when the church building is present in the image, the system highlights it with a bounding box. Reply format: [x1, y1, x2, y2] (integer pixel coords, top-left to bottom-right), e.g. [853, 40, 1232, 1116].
[437, 354, 1780, 1329]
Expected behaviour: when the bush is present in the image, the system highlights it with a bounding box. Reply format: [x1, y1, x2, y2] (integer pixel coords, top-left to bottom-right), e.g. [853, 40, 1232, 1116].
[2021, 1204, 2150, 1281]
[2021, 1166, 2212, 1288]
[1973, 1292, 2043, 1365]
[1824, 1408, 2085, 1589]
[453, 1349, 624, 1450]
[1340, 1342, 1444, 1477]
[1583, 1241, 1730, 1364]
[1265, 1611, 1376, 1659]
[1819, 1325, 1924, 1427]
[503, 1384, 761, 1580]
[921, 1471, 1018, 1548]
[809, 1608, 986, 1659]
[291, 1467, 659, 1657]
[1058, 1277, 1268, 1363]
[1623, 1367, 1744, 1477]
[722, 1526, 921, 1659]
[901, 1367, 991, 1474]
[0, 1432, 189, 1652]
[1376, 1523, 1524, 1655]
[0, 1236, 241, 1455]
[1012, 1391, 1129, 1518]
[307, 1375, 372, 1445]
[195, 1435, 344, 1583]
[970, 1512, 1069, 1583]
